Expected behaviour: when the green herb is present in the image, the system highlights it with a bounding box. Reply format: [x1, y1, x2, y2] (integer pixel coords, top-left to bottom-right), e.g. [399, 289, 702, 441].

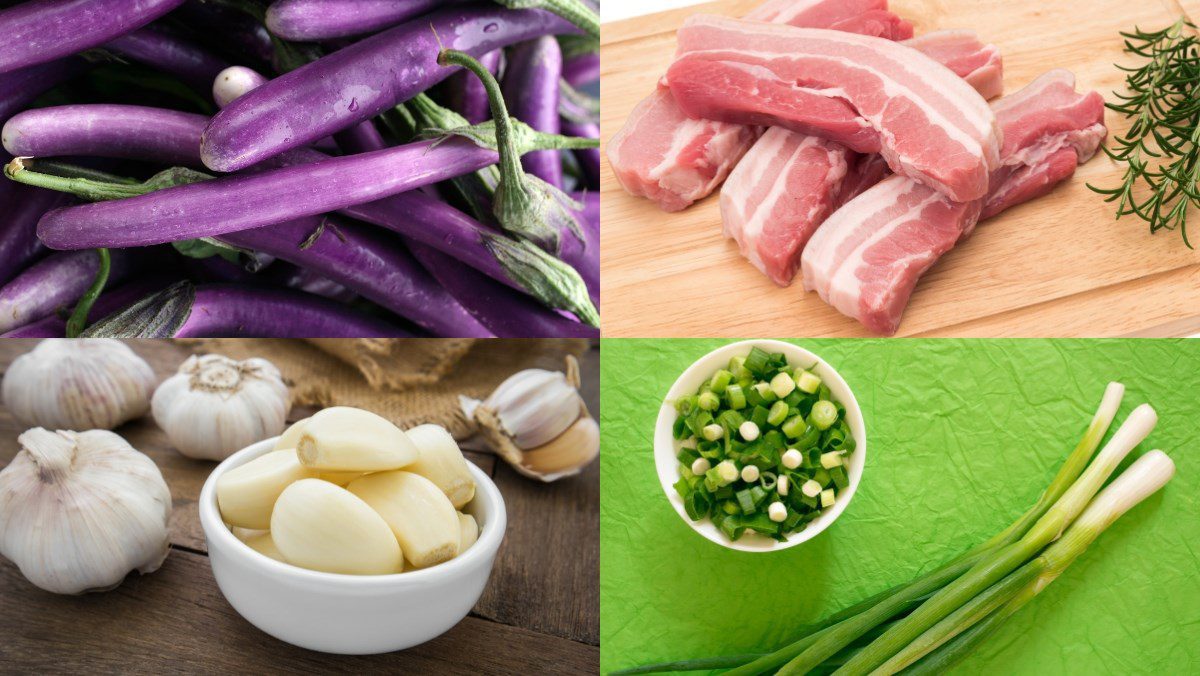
[1089, 18, 1200, 248]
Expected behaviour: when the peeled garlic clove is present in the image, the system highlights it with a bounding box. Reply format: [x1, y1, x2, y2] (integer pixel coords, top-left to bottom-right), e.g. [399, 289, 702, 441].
[241, 531, 285, 562]
[517, 416, 600, 482]
[405, 424, 476, 509]
[296, 406, 418, 472]
[347, 471, 459, 569]
[271, 479, 403, 575]
[0, 428, 171, 594]
[217, 449, 313, 529]
[458, 512, 479, 554]
[1, 339, 155, 431]
[316, 470, 367, 486]
[152, 354, 291, 461]
[274, 417, 310, 450]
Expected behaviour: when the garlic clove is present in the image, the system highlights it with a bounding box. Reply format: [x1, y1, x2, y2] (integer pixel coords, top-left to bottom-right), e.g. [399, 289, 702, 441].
[457, 512, 479, 554]
[0, 428, 171, 594]
[347, 471, 459, 569]
[296, 406, 418, 472]
[1, 339, 156, 431]
[241, 531, 286, 563]
[152, 354, 291, 461]
[315, 470, 367, 486]
[515, 415, 600, 482]
[474, 356, 585, 449]
[274, 417, 310, 451]
[270, 479, 403, 575]
[216, 449, 313, 529]
[405, 424, 476, 509]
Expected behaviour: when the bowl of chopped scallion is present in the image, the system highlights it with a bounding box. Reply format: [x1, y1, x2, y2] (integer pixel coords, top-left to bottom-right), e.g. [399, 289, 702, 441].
[654, 340, 866, 551]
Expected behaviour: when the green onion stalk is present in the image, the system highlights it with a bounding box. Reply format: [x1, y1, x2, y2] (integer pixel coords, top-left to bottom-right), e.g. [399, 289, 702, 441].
[616, 384, 1127, 676]
[891, 450, 1175, 675]
[825, 403, 1158, 676]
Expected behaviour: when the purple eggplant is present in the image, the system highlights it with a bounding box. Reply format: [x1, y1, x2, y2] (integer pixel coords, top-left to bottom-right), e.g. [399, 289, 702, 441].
[1, 276, 170, 337]
[562, 119, 599, 189]
[562, 51, 598, 87]
[0, 179, 69, 286]
[81, 281, 413, 337]
[445, 49, 503, 125]
[265, 0, 463, 41]
[105, 25, 230, 91]
[213, 65, 268, 108]
[267, 264, 357, 303]
[333, 120, 387, 155]
[0, 0, 186, 74]
[408, 240, 596, 337]
[35, 136, 498, 248]
[0, 248, 134, 333]
[220, 215, 494, 337]
[0, 57, 85, 125]
[503, 37, 563, 187]
[2, 104, 207, 166]
[201, 4, 577, 172]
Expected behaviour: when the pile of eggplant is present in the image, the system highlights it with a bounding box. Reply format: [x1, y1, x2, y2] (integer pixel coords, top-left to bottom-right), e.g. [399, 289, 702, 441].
[0, 0, 600, 337]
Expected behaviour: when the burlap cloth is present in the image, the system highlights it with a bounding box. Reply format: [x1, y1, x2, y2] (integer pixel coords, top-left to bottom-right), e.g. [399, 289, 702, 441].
[182, 339, 588, 439]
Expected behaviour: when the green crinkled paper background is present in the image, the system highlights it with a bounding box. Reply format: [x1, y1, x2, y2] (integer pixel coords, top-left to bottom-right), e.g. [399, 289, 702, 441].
[600, 339, 1200, 674]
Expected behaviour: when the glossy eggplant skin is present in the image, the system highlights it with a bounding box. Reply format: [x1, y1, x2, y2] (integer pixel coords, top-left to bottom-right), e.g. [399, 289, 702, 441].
[265, 0, 463, 41]
[0, 248, 135, 333]
[201, 4, 577, 172]
[503, 37, 564, 187]
[2, 104, 208, 166]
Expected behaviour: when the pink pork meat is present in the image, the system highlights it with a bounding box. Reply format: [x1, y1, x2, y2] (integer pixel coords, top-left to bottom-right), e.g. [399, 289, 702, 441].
[800, 69, 1106, 335]
[666, 15, 1001, 202]
[605, 0, 912, 212]
[721, 30, 1003, 287]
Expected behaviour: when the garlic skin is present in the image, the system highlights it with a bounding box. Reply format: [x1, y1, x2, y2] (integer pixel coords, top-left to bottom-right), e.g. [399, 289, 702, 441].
[152, 354, 290, 461]
[462, 356, 598, 482]
[1, 339, 155, 431]
[0, 428, 171, 594]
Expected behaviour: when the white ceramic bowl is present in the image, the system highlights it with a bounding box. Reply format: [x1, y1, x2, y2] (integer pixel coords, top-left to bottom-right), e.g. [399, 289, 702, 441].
[198, 438, 506, 654]
[653, 339, 866, 552]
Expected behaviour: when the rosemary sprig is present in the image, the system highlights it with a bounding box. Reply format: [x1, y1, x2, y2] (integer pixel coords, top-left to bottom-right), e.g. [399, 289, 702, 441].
[1088, 17, 1200, 248]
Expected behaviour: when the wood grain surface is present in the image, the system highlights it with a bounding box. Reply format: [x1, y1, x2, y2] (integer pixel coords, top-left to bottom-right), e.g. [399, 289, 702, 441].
[0, 339, 599, 673]
[600, 0, 1200, 337]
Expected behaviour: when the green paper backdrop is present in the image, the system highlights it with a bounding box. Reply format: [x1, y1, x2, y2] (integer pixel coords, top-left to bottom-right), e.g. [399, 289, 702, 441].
[600, 339, 1200, 674]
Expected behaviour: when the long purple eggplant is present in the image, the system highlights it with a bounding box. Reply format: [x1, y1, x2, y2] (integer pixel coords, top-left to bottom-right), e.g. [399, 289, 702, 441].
[0, 179, 69, 286]
[562, 51, 598, 86]
[446, 49, 503, 125]
[0, 58, 85, 125]
[81, 281, 413, 337]
[201, 4, 576, 172]
[106, 25, 230, 91]
[0, 248, 134, 333]
[220, 215, 494, 337]
[408, 240, 596, 337]
[266, 0, 462, 41]
[35, 136, 498, 248]
[2, 105, 207, 166]
[0, 0, 186, 74]
[562, 119, 599, 189]
[503, 37, 563, 187]
[1, 277, 170, 337]
[267, 264, 357, 303]
[333, 120, 388, 155]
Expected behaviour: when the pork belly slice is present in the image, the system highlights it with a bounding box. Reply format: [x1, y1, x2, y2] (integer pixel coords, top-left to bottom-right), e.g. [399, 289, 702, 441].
[722, 30, 1004, 287]
[800, 69, 1107, 335]
[666, 16, 1001, 202]
[606, 0, 911, 212]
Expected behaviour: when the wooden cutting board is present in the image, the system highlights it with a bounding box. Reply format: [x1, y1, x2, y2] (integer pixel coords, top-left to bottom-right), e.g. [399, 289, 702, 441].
[600, 0, 1200, 337]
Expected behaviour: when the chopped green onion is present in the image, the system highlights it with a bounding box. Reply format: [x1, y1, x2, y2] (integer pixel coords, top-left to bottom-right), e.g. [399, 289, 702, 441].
[810, 400, 838, 430]
[709, 369, 733, 394]
[767, 400, 789, 427]
[796, 369, 822, 393]
[698, 391, 719, 411]
[771, 371, 796, 398]
[782, 415, 807, 439]
[702, 424, 724, 442]
[726, 384, 747, 410]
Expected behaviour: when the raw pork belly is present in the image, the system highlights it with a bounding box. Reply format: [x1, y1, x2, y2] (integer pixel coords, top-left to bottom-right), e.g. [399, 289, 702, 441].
[666, 16, 1001, 201]
[605, 0, 911, 212]
[721, 31, 1004, 287]
[801, 70, 1106, 335]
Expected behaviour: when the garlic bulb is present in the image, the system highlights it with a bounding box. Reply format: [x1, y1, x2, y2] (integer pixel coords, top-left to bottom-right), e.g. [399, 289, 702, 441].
[0, 428, 171, 594]
[461, 356, 599, 482]
[1, 339, 155, 430]
[152, 354, 290, 461]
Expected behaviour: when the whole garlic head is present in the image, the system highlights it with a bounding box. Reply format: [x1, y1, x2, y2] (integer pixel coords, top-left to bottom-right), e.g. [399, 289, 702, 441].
[460, 356, 599, 482]
[0, 428, 172, 594]
[152, 354, 291, 461]
[1, 339, 156, 430]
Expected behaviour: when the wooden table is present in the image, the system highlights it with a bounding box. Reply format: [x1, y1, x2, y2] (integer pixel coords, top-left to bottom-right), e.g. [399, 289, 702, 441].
[600, 0, 1200, 337]
[0, 340, 599, 674]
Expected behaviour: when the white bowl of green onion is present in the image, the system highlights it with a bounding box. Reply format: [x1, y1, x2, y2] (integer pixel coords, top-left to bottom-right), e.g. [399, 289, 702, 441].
[654, 340, 866, 552]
